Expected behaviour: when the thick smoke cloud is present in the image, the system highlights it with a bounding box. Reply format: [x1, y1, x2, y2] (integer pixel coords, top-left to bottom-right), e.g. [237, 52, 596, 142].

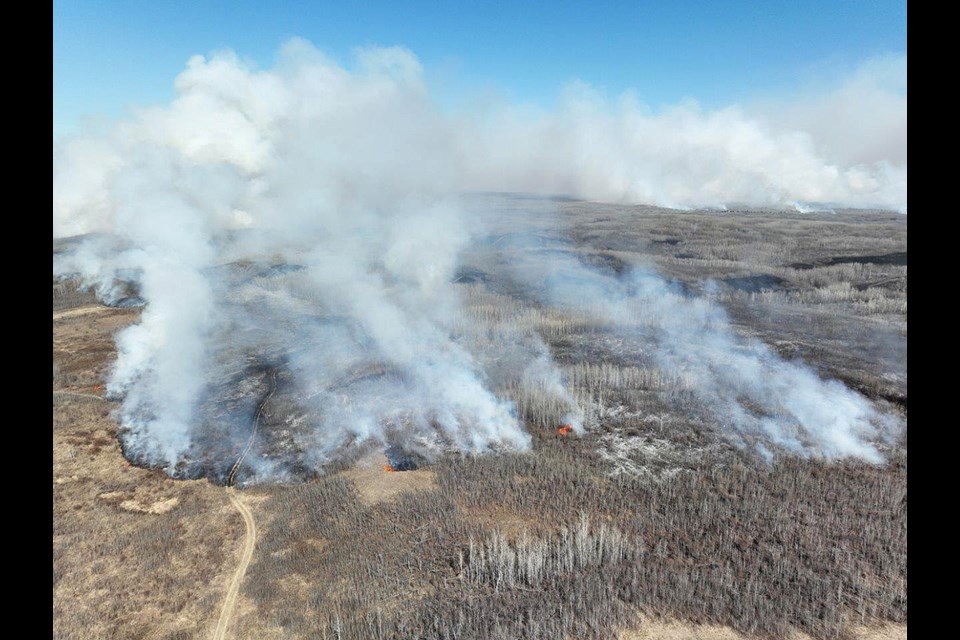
[53, 39, 903, 475]
[457, 76, 906, 212]
[503, 248, 899, 462]
[54, 40, 906, 238]
[754, 54, 907, 169]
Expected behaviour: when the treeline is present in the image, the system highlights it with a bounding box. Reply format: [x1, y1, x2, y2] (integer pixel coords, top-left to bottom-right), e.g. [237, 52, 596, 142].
[243, 437, 906, 640]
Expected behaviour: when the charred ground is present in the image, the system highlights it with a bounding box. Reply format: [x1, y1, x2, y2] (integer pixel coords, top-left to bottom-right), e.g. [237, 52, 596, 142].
[53, 198, 906, 639]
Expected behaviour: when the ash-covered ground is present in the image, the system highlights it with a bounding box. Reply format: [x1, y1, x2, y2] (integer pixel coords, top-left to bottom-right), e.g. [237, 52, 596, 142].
[58, 197, 906, 486]
[54, 197, 907, 640]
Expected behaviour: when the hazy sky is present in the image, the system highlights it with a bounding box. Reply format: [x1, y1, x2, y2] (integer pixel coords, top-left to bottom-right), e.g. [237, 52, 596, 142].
[53, 0, 906, 137]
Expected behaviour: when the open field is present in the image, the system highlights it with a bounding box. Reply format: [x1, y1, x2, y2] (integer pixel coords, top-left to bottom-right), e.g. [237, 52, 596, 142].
[53, 198, 906, 639]
[54, 307, 237, 639]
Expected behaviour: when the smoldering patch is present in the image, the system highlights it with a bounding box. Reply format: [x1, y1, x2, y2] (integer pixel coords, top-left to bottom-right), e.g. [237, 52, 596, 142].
[52, 38, 904, 481]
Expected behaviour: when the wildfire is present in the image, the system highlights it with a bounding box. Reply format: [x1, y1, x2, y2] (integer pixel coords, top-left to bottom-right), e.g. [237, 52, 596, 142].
[557, 424, 574, 436]
[383, 464, 396, 473]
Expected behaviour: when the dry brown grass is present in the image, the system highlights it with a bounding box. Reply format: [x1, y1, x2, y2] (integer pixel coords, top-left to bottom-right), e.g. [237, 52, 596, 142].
[53, 306, 243, 640]
[53, 305, 139, 392]
[339, 451, 437, 506]
[618, 617, 907, 640]
[53, 201, 907, 639]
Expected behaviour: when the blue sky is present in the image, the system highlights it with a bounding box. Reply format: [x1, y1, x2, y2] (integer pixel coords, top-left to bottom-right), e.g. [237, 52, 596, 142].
[53, 0, 906, 137]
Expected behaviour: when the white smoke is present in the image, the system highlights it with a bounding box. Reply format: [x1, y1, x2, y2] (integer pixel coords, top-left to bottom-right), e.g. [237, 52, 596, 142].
[457, 82, 906, 211]
[753, 54, 907, 169]
[53, 40, 906, 239]
[53, 39, 903, 473]
[505, 250, 899, 462]
[54, 40, 532, 472]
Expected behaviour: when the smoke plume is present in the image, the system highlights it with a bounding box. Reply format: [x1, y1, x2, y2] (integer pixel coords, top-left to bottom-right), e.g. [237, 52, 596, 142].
[501, 245, 899, 462]
[53, 39, 903, 476]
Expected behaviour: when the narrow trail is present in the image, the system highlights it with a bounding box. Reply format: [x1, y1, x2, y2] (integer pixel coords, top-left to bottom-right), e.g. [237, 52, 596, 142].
[227, 371, 276, 486]
[52, 390, 110, 403]
[52, 304, 114, 320]
[213, 489, 257, 640]
[213, 370, 276, 640]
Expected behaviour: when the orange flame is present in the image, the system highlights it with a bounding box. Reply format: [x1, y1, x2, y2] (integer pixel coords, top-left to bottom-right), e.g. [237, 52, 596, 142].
[557, 424, 574, 436]
[383, 464, 396, 473]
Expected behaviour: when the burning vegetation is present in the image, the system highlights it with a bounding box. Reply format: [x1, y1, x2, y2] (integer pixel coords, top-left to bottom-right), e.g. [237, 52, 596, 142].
[55, 194, 905, 640]
[50, 26, 906, 640]
[382, 444, 423, 473]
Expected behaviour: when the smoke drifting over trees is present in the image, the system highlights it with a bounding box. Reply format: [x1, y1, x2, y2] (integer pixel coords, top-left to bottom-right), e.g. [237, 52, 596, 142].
[53, 39, 904, 475]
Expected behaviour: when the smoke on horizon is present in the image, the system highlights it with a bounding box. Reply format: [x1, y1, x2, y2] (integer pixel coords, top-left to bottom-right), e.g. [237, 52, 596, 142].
[53, 39, 904, 477]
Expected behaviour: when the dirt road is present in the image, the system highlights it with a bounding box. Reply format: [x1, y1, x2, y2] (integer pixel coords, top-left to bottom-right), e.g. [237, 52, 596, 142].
[53, 305, 113, 321]
[213, 370, 275, 639]
[227, 371, 276, 486]
[213, 488, 257, 640]
[52, 390, 110, 403]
